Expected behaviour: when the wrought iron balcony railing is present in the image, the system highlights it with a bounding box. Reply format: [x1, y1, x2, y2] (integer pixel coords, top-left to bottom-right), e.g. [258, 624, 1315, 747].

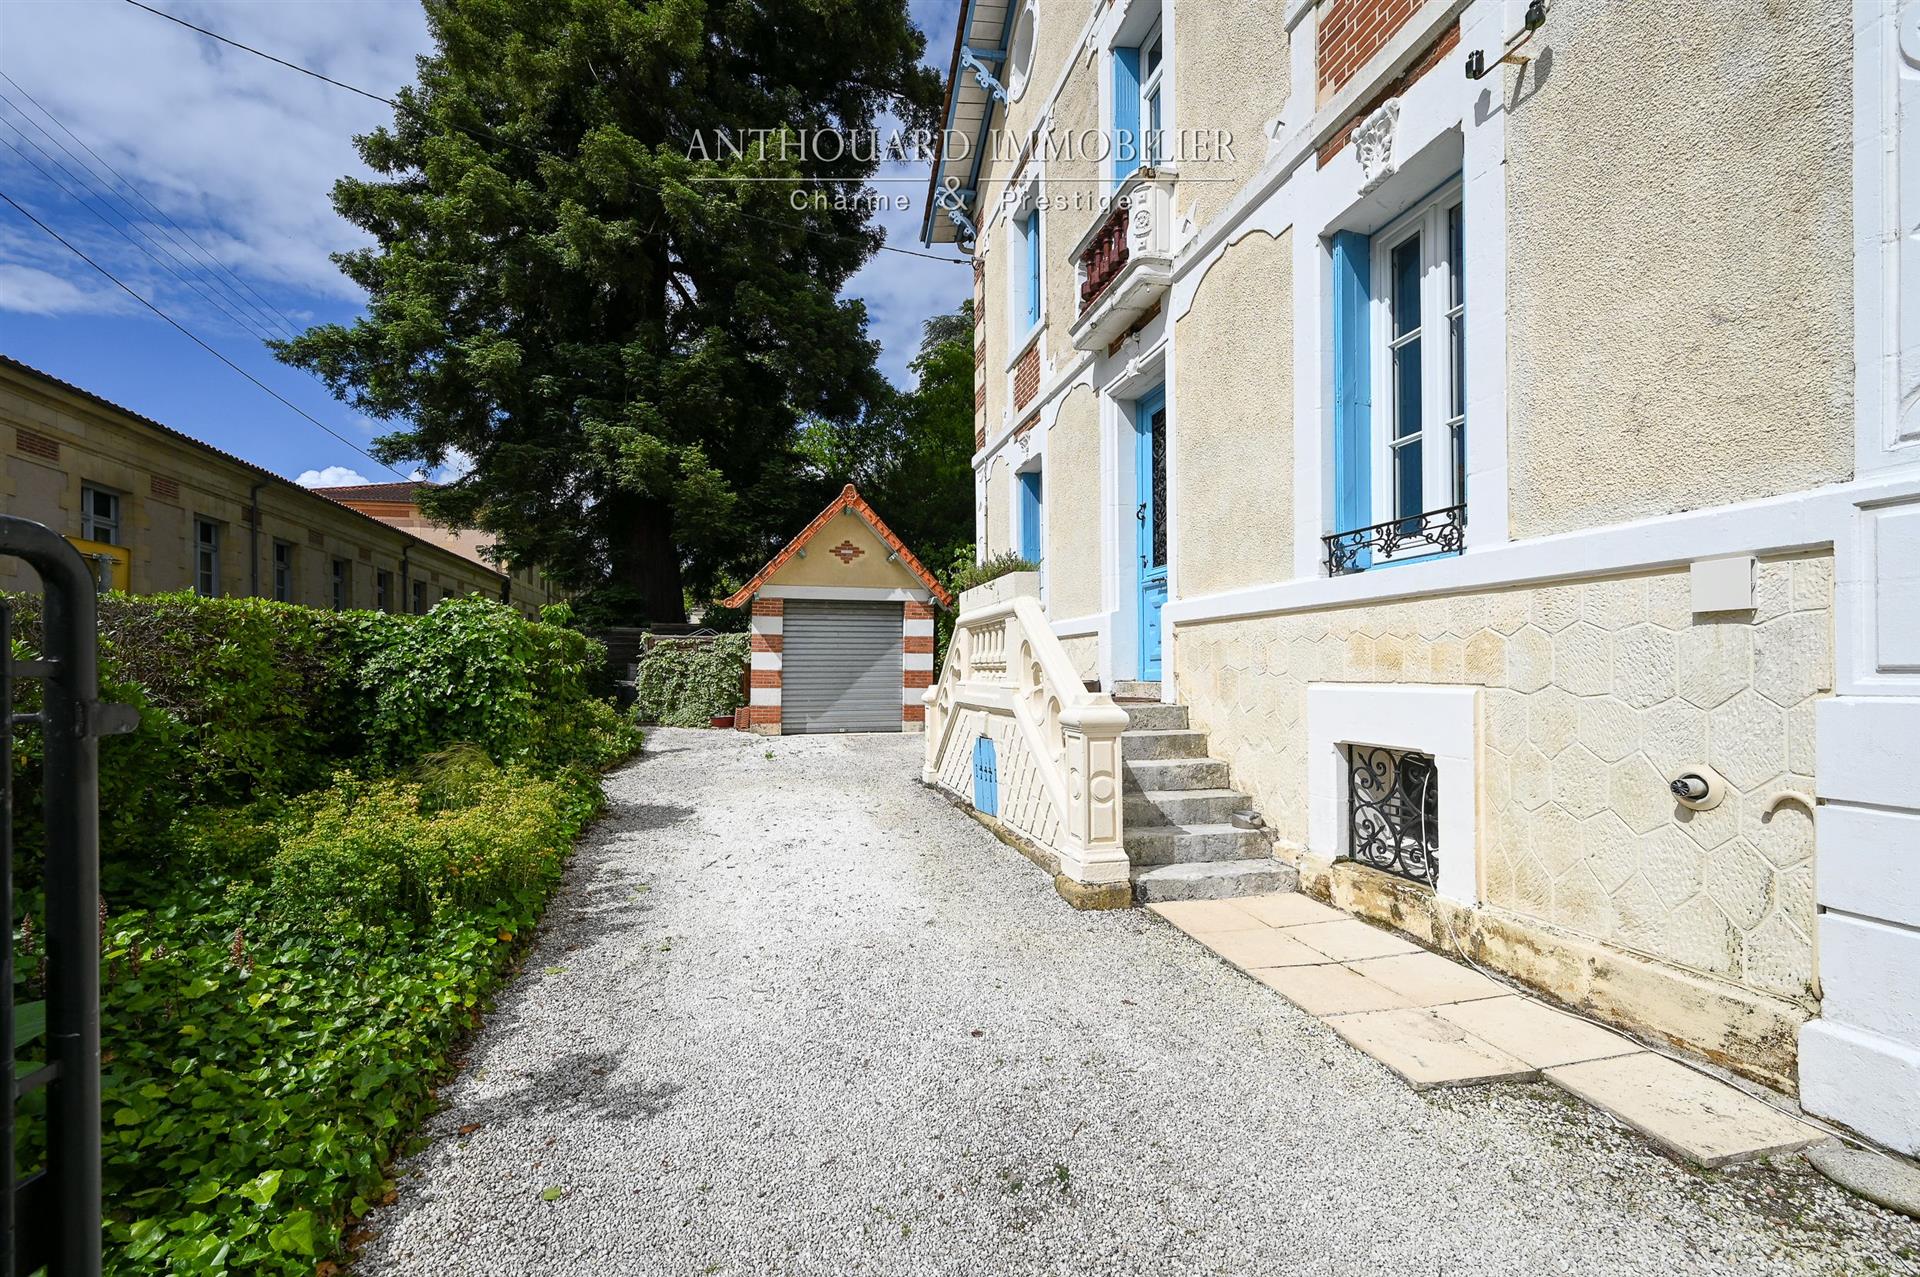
[1322, 503, 1466, 576]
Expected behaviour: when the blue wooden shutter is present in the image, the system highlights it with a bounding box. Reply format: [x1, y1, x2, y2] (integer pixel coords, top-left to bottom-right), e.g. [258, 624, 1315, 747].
[972, 735, 999, 816]
[1112, 48, 1141, 189]
[1331, 231, 1373, 567]
[1018, 469, 1043, 561]
[1024, 212, 1042, 328]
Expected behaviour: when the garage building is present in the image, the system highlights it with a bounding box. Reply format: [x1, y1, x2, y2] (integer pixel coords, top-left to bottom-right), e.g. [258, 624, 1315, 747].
[723, 485, 952, 735]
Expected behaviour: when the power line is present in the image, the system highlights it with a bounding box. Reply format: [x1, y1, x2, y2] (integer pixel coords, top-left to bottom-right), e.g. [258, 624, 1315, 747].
[0, 70, 302, 342]
[0, 185, 409, 481]
[0, 118, 284, 346]
[121, 0, 970, 266]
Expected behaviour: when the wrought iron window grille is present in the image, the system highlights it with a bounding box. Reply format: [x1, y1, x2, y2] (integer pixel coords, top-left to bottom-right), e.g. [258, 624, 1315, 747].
[1343, 744, 1439, 888]
[1322, 503, 1466, 577]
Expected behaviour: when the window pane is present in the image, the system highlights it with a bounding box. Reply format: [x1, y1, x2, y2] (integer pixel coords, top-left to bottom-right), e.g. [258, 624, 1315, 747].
[1451, 422, 1467, 506]
[1393, 337, 1422, 440]
[1448, 204, 1464, 308]
[1391, 235, 1421, 338]
[1145, 35, 1162, 75]
[1146, 89, 1161, 164]
[1450, 314, 1465, 422]
[1394, 438, 1423, 521]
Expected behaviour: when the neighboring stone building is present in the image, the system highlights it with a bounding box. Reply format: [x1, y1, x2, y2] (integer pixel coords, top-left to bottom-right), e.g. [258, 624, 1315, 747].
[312, 480, 565, 616]
[0, 356, 509, 611]
[923, 1, 1920, 1153]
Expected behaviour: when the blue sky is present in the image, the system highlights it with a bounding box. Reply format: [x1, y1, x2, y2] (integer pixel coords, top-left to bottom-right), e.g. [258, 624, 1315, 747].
[0, 0, 967, 488]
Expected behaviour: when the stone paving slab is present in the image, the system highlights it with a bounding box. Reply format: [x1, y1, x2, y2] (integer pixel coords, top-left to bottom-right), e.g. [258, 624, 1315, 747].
[1147, 898, 1269, 935]
[1345, 951, 1510, 1006]
[1199, 926, 1330, 970]
[1231, 892, 1344, 928]
[1547, 1053, 1825, 1168]
[1433, 996, 1640, 1069]
[1281, 917, 1424, 962]
[1250, 962, 1414, 1015]
[1325, 1007, 1538, 1090]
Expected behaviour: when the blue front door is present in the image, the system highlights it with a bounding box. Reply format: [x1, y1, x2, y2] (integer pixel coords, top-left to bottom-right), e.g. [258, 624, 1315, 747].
[1134, 386, 1168, 681]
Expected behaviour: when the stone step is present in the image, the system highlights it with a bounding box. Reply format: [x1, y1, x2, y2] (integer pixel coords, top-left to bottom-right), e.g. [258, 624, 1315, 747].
[1121, 729, 1211, 761]
[1122, 702, 1189, 731]
[1112, 680, 1162, 700]
[1131, 858, 1301, 903]
[1124, 756, 1230, 791]
[1124, 822, 1271, 866]
[1125, 787, 1248, 827]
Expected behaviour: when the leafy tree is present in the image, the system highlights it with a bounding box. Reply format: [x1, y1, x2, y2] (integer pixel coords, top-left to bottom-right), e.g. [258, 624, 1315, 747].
[800, 299, 976, 567]
[279, 0, 939, 623]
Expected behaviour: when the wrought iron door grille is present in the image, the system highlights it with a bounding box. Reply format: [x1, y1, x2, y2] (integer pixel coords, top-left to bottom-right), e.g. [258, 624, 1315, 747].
[1344, 744, 1439, 887]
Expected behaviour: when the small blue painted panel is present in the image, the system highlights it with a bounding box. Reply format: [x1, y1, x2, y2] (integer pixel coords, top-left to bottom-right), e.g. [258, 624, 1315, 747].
[1018, 469, 1044, 562]
[1330, 230, 1373, 571]
[972, 734, 999, 816]
[1024, 211, 1042, 328]
[1112, 47, 1142, 189]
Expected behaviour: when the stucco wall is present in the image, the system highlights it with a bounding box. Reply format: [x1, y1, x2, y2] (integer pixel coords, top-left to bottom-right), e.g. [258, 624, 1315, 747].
[761, 510, 924, 591]
[1173, 229, 1294, 599]
[1042, 58, 1103, 371]
[983, 455, 1011, 559]
[1173, 555, 1832, 1005]
[1059, 634, 1099, 686]
[1505, 2, 1852, 537]
[1045, 384, 1102, 619]
[1173, 0, 1290, 228]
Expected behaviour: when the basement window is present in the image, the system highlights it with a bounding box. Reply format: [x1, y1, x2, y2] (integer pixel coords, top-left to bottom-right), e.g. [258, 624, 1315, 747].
[1344, 744, 1438, 887]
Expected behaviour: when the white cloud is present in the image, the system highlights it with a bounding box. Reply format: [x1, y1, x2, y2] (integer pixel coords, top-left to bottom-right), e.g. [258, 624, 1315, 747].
[0, 262, 125, 316]
[295, 464, 370, 488]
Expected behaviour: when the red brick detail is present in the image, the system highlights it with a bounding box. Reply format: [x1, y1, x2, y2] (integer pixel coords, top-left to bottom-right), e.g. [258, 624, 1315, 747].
[1318, 22, 1460, 166]
[751, 598, 785, 616]
[902, 703, 926, 723]
[1317, 0, 1425, 99]
[750, 633, 783, 653]
[974, 383, 986, 411]
[829, 539, 864, 564]
[903, 669, 933, 689]
[904, 600, 935, 621]
[149, 474, 179, 500]
[744, 705, 782, 727]
[14, 427, 58, 461]
[974, 423, 987, 450]
[721, 485, 953, 609]
[749, 669, 782, 689]
[1013, 344, 1040, 411]
[903, 635, 934, 654]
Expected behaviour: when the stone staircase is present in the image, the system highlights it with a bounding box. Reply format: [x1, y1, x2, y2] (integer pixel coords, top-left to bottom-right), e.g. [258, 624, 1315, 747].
[1113, 682, 1299, 904]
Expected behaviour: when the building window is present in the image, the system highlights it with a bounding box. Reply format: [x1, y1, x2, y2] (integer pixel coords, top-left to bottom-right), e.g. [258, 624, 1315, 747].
[271, 540, 294, 602]
[1011, 207, 1042, 335]
[376, 568, 393, 612]
[412, 579, 427, 614]
[1017, 467, 1044, 563]
[81, 484, 120, 545]
[331, 558, 349, 611]
[1324, 182, 1468, 575]
[1005, 0, 1036, 101]
[193, 518, 220, 597]
[1345, 745, 1438, 888]
[1140, 20, 1165, 166]
[1111, 7, 1167, 187]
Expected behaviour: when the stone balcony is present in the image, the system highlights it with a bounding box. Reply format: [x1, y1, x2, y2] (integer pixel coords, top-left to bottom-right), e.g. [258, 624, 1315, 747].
[1068, 168, 1178, 353]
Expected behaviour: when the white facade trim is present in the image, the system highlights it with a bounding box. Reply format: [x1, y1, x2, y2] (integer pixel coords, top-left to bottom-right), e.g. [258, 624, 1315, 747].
[1306, 682, 1480, 906]
[1855, 0, 1920, 473]
[749, 613, 783, 636]
[758, 585, 931, 602]
[904, 617, 936, 638]
[749, 687, 781, 707]
[903, 651, 935, 672]
[749, 650, 780, 672]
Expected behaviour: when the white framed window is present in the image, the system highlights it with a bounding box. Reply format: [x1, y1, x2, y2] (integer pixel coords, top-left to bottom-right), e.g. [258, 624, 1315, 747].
[1140, 19, 1166, 167]
[1370, 182, 1465, 539]
[81, 484, 120, 545]
[331, 557, 350, 611]
[272, 540, 294, 602]
[193, 517, 220, 597]
[1006, 0, 1036, 102]
[1007, 199, 1043, 342]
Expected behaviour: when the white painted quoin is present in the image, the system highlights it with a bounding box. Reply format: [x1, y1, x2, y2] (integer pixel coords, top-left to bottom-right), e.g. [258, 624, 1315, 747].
[927, 0, 1920, 1147]
[721, 486, 951, 736]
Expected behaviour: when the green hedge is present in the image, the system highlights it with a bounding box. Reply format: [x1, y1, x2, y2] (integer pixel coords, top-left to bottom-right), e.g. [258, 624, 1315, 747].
[4, 590, 641, 1273]
[633, 634, 749, 727]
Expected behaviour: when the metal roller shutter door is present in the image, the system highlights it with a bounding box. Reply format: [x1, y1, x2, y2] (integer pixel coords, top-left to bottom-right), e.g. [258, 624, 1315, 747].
[781, 599, 903, 734]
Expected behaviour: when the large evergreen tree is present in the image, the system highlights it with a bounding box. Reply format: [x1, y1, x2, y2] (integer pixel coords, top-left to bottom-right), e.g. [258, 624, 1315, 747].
[279, 0, 938, 622]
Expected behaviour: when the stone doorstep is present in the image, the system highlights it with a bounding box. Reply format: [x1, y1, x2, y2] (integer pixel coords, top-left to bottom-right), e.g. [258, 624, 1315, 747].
[1547, 1053, 1825, 1169]
[1146, 892, 1828, 1169]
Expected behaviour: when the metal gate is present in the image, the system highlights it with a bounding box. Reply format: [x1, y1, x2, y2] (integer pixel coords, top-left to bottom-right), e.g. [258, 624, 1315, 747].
[2, 515, 137, 1277]
[780, 600, 904, 734]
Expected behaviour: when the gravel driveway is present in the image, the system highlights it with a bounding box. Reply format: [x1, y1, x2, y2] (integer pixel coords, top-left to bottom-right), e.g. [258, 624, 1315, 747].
[357, 728, 1919, 1276]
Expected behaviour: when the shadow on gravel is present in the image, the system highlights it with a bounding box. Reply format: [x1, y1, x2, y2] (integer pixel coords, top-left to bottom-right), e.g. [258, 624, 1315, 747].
[597, 801, 696, 834]
[445, 1050, 683, 1129]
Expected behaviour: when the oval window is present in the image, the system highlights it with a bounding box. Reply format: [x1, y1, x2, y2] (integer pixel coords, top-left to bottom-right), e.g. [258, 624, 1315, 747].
[1006, 1, 1037, 102]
